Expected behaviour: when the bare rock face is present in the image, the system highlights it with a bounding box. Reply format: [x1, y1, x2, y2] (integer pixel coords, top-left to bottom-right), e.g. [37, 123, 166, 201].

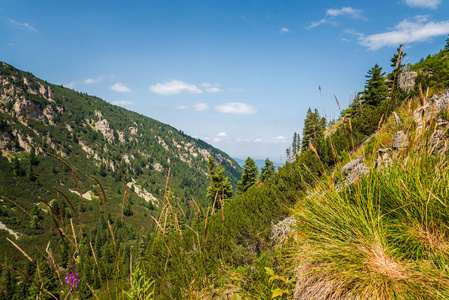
[0, 131, 14, 151]
[129, 126, 138, 135]
[118, 131, 126, 143]
[414, 90, 449, 131]
[271, 216, 297, 244]
[341, 158, 369, 186]
[393, 131, 409, 150]
[38, 83, 55, 102]
[397, 71, 417, 92]
[95, 119, 115, 143]
[376, 148, 394, 167]
[13, 97, 45, 120]
[430, 130, 447, 153]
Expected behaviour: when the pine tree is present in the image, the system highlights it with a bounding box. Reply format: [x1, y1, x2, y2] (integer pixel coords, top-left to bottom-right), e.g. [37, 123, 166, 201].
[237, 157, 259, 194]
[445, 34, 449, 50]
[206, 157, 233, 209]
[292, 132, 301, 156]
[301, 108, 326, 151]
[361, 64, 388, 107]
[390, 45, 407, 87]
[260, 158, 275, 182]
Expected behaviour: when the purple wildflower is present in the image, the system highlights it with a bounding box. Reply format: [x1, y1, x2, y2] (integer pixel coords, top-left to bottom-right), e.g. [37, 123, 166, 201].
[65, 272, 81, 292]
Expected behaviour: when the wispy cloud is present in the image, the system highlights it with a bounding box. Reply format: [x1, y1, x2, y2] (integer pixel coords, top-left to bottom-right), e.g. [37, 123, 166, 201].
[150, 80, 202, 95]
[217, 132, 228, 137]
[63, 81, 77, 89]
[213, 138, 221, 142]
[215, 102, 257, 115]
[194, 103, 209, 111]
[110, 82, 132, 93]
[8, 18, 37, 32]
[404, 0, 441, 9]
[205, 87, 223, 93]
[306, 7, 366, 30]
[63, 74, 115, 88]
[281, 27, 292, 33]
[359, 16, 449, 50]
[268, 136, 288, 143]
[111, 100, 133, 106]
[175, 105, 189, 110]
[83, 75, 112, 84]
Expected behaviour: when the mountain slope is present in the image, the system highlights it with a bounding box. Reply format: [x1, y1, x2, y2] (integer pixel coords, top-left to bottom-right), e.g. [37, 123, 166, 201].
[0, 61, 241, 267]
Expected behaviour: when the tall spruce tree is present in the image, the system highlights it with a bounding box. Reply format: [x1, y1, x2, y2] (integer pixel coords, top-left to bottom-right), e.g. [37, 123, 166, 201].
[292, 132, 301, 156]
[361, 64, 388, 107]
[301, 108, 326, 151]
[206, 156, 233, 209]
[260, 158, 275, 182]
[237, 157, 259, 194]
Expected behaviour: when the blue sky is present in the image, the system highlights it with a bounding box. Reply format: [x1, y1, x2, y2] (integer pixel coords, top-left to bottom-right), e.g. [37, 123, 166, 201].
[1, 0, 449, 162]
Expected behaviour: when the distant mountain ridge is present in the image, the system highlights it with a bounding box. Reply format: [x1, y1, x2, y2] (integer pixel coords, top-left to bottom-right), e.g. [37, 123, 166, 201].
[233, 157, 282, 171]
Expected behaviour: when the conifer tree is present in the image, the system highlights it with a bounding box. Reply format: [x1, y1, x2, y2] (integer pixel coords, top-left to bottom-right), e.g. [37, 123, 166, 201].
[237, 157, 259, 194]
[206, 156, 233, 209]
[361, 64, 388, 107]
[301, 108, 326, 151]
[260, 158, 275, 182]
[292, 132, 301, 156]
[390, 45, 407, 87]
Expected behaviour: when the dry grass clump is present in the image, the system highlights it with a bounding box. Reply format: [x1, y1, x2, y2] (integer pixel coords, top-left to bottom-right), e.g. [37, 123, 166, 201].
[289, 144, 449, 299]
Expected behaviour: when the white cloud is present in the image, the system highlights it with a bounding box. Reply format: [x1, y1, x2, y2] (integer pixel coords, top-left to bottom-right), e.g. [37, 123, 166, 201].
[83, 75, 105, 84]
[254, 138, 263, 143]
[204, 137, 211, 141]
[8, 18, 37, 32]
[359, 16, 449, 50]
[281, 27, 292, 33]
[110, 82, 132, 93]
[215, 103, 257, 115]
[63, 81, 77, 89]
[306, 7, 365, 29]
[404, 0, 441, 9]
[149, 80, 203, 95]
[217, 132, 228, 137]
[326, 7, 365, 20]
[111, 100, 133, 106]
[200, 82, 212, 87]
[205, 87, 223, 93]
[194, 103, 209, 111]
[268, 136, 288, 144]
[213, 138, 221, 142]
[175, 105, 188, 110]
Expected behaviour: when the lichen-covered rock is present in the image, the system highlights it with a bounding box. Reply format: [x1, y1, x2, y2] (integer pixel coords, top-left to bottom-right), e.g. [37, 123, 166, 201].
[397, 71, 417, 92]
[414, 90, 449, 130]
[376, 147, 394, 167]
[430, 130, 447, 153]
[393, 131, 409, 150]
[271, 216, 297, 244]
[341, 158, 369, 185]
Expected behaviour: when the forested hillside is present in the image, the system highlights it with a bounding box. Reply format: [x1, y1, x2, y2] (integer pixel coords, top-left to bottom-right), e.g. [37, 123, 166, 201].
[0, 38, 449, 299]
[0, 62, 242, 299]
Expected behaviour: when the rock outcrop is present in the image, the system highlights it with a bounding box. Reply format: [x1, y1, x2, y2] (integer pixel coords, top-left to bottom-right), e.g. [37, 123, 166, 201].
[95, 119, 115, 143]
[397, 71, 417, 92]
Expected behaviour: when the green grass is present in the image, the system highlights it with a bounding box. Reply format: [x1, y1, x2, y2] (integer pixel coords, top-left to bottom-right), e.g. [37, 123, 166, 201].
[288, 141, 449, 299]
